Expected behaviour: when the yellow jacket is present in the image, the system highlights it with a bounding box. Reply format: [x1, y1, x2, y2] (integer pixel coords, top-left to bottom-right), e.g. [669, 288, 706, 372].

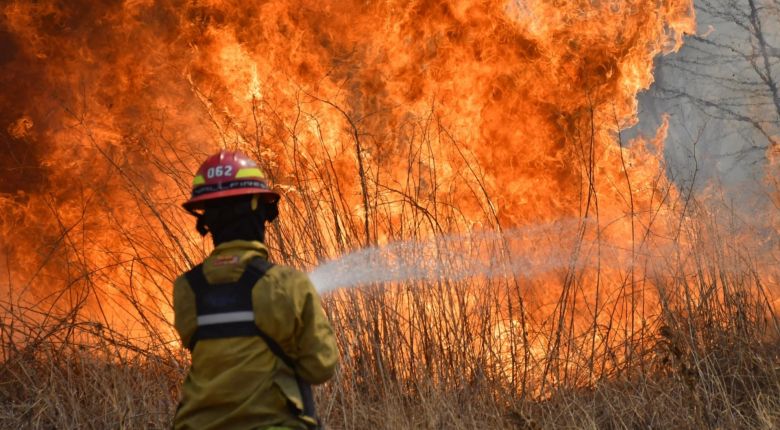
[173, 240, 338, 430]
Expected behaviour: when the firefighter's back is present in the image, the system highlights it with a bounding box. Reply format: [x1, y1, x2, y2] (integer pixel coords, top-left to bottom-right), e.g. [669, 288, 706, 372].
[173, 240, 337, 430]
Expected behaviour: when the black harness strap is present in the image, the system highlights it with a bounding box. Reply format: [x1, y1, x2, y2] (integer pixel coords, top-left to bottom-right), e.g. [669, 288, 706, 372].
[184, 258, 274, 351]
[254, 328, 320, 429]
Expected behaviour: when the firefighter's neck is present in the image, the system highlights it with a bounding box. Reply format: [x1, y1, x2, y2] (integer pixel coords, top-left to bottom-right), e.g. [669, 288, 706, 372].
[210, 220, 266, 246]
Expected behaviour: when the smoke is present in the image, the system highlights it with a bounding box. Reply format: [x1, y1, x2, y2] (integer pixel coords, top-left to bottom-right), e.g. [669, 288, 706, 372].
[633, 0, 780, 202]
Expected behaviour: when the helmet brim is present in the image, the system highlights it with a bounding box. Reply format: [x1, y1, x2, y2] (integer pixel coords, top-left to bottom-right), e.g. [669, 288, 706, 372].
[182, 188, 280, 212]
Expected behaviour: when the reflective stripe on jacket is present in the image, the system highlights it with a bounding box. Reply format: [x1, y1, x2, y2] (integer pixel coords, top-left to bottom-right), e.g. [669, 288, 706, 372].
[173, 240, 338, 430]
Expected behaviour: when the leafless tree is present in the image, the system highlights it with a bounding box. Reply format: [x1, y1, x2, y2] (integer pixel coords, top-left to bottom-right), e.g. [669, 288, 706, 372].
[645, 0, 780, 189]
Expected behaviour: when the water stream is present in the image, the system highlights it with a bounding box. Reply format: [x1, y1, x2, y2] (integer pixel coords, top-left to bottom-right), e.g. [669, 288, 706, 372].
[309, 218, 594, 293]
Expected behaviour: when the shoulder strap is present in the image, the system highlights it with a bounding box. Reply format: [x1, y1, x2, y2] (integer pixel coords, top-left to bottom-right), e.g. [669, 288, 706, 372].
[243, 257, 275, 281]
[183, 263, 207, 296]
[184, 258, 273, 299]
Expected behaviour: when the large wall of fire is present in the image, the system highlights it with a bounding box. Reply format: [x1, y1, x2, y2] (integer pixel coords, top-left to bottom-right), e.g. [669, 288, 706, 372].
[0, 1, 696, 325]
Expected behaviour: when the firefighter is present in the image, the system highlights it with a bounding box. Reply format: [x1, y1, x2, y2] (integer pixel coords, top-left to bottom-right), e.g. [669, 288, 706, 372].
[173, 150, 338, 430]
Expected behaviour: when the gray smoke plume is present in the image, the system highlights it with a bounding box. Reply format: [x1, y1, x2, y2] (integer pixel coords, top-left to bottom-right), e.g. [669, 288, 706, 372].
[631, 0, 780, 202]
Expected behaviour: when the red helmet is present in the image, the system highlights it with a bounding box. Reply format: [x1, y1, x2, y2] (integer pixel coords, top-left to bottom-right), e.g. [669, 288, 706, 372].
[183, 150, 280, 211]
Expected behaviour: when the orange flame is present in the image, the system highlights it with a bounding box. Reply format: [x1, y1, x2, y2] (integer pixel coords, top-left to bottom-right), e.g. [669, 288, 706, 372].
[0, 0, 727, 363]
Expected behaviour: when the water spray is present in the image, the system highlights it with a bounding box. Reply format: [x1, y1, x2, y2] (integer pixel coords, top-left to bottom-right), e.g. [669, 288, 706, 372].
[309, 218, 596, 293]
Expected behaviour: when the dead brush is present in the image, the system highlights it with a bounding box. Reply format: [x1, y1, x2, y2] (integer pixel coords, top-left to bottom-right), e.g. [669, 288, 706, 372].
[2, 198, 779, 429]
[0, 311, 184, 429]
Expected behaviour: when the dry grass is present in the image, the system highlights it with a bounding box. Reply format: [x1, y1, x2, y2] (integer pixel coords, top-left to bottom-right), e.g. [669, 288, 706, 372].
[2, 298, 779, 429]
[2, 203, 779, 429]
